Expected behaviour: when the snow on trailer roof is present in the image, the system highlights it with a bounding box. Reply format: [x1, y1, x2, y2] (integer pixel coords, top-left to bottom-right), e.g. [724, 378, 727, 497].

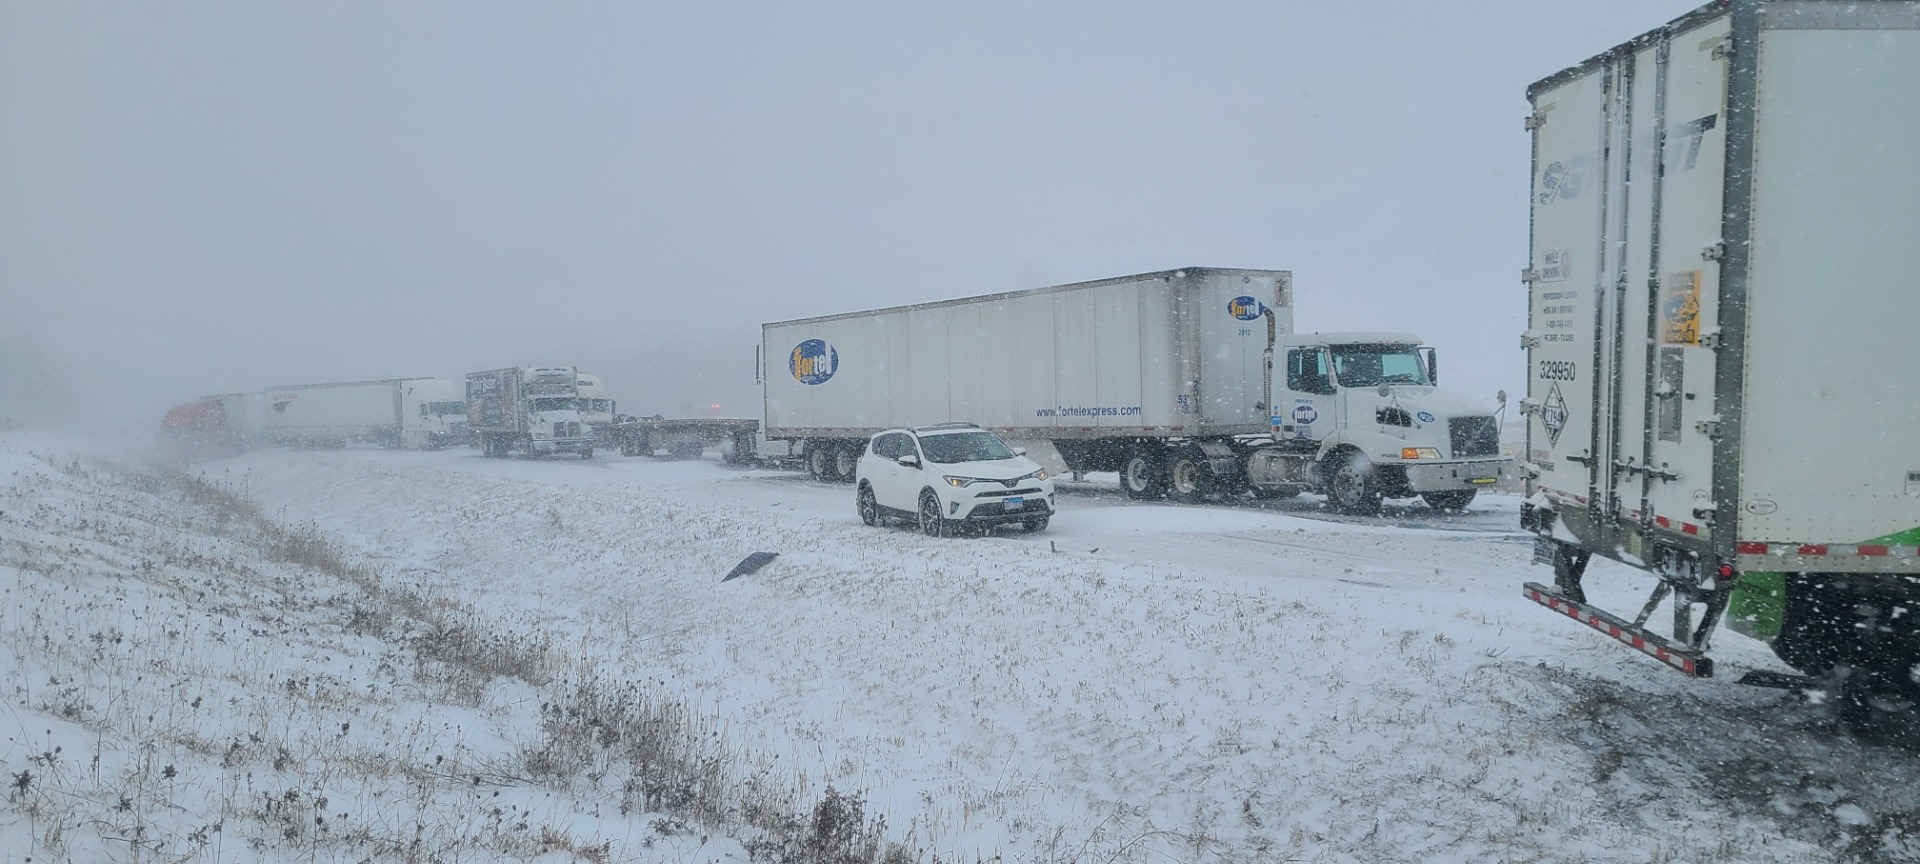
[761, 266, 1291, 329]
[1526, 0, 1732, 98]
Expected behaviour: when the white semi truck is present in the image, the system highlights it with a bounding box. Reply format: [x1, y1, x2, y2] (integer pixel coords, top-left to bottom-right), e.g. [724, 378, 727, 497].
[761, 268, 1509, 513]
[256, 378, 469, 450]
[1519, 0, 1920, 741]
[467, 366, 596, 459]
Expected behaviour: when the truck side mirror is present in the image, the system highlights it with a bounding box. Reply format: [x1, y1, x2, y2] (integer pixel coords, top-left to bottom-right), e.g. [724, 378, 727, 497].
[1421, 347, 1438, 384]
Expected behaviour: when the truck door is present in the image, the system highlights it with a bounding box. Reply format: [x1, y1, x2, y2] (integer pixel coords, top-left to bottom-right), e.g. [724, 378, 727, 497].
[1279, 347, 1337, 443]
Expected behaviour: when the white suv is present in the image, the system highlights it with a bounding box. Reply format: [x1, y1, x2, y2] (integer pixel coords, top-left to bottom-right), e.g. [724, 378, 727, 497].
[854, 424, 1056, 536]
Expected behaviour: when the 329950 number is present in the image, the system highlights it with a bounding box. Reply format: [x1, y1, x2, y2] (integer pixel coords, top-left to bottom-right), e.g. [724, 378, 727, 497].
[1537, 360, 1578, 381]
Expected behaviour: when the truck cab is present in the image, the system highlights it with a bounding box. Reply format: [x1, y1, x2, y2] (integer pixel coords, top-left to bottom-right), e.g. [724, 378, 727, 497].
[1263, 332, 1506, 512]
[400, 378, 472, 449]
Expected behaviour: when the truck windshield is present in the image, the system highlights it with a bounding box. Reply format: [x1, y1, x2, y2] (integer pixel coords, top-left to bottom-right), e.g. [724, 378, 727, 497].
[1330, 344, 1429, 387]
[427, 401, 465, 416]
[531, 397, 575, 412]
[919, 431, 1016, 464]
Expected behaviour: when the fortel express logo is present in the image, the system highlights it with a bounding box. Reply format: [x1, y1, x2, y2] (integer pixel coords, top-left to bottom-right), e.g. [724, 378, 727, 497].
[790, 339, 838, 385]
[1229, 296, 1266, 321]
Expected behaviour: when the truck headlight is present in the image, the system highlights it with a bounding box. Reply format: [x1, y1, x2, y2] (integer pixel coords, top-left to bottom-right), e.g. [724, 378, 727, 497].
[1400, 447, 1442, 460]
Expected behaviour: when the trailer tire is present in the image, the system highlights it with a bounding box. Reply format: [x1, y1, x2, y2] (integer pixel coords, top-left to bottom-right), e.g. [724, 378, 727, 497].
[833, 444, 859, 483]
[1840, 670, 1920, 748]
[1421, 490, 1477, 511]
[1121, 447, 1167, 500]
[1167, 446, 1212, 503]
[1326, 450, 1383, 515]
[807, 444, 837, 482]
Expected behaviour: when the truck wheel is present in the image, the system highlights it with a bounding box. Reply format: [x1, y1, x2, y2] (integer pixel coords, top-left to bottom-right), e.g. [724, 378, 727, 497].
[1121, 448, 1167, 500]
[1167, 446, 1212, 503]
[857, 483, 882, 527]
[1421, 490, 1477, 511]
[1840, 669, 1920, 747]
[1327, 450, 1383, 515]
[918, 490, 951, 538]
[581, 448, 593, 460]
[833, 444, 859, 483]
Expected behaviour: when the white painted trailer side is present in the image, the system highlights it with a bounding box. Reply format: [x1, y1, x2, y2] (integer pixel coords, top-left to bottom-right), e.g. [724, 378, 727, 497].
[1737, 11, 1920, 552]
[259, 380, 409, 447]
[760, 268, 1291, 441]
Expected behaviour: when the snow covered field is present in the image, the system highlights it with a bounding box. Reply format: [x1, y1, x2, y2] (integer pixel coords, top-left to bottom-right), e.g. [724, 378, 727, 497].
[7, 433, 1920, 863]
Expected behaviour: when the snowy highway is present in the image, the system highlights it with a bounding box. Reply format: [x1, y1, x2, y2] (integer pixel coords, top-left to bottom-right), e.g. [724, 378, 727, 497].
[201, 444, 1920, 863]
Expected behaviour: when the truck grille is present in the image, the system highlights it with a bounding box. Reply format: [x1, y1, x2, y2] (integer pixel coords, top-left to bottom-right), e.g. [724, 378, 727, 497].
[1449, 417, 1500, 458]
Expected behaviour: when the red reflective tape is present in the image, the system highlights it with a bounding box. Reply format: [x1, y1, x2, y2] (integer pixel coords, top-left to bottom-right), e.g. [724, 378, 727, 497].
[1859, 545, 1890, 557]
[1798, 544, 1829, 555]
[1736, 542, 1768, 554]
[1682, 523, 1699, 536]
[1655, 516, 1671, 527]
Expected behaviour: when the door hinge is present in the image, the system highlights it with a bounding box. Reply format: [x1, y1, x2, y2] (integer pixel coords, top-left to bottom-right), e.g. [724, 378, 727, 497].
[1518, 399, 1542, 416]
[1691, 505, 1717, 525]
[1695, 419, 1722, 438]
[1710, 37, 1735, 61]
[1521, 267, 1541, 284]
[1702, 241, 1727, 262]
[1700, 327, 1724, 350]
[1524, 112, 1547, 131]
[1520, 332, 1541, 350]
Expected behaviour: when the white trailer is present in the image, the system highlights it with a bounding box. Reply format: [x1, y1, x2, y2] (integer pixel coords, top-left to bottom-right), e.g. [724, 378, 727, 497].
[467, 366, 595, 458]
[762, 268, 1509, 512]
[1519, 0, 1920, 741]
[257, 378, 468, 450]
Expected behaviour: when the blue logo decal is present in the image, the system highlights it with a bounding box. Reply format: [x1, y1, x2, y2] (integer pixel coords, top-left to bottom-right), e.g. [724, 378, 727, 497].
[1291, 405, 1319, 425]
[1229, 296, 1266, 321]
[1416, 411, 1435, 423]
[790, 339, 838, 385]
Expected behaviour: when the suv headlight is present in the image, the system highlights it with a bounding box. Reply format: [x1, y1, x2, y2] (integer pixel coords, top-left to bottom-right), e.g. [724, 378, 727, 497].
[943, 476, 979, 488]
[1019, 468, 1049, 481]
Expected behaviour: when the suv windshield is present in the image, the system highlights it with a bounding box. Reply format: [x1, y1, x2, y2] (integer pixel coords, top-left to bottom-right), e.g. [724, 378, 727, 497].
[919, 431, 1015, 464]
[1330, 344, 1429, 387]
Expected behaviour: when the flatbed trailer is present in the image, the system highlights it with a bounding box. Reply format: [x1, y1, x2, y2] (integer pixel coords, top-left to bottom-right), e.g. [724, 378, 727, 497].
[610, 417, 761, 463]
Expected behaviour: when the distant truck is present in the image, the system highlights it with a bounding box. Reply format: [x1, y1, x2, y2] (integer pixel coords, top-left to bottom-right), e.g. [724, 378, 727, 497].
[609, 416, 761, 463]
[256, 378, 469, 450]
[1518, 0, 1920, 741]
[574, 372, 616, 443]
[467, 366, 595, 458]
[760, 267, 1510, 513]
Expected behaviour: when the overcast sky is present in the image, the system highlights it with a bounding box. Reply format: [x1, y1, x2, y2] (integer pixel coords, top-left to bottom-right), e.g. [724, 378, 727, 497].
[1, 0, 1695, 432]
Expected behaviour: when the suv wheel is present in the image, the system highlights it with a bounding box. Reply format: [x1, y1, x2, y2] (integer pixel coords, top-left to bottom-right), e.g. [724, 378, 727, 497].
[918, 490, 950, 538]
[857, 484, 881, 527]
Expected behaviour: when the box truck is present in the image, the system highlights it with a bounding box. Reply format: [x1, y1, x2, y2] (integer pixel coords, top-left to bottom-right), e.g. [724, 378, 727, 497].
[256, 378, 468, 450]
[1517, 0, 1920, 741]
[467, 366, 595, 458]
[761, 267, 1510, 513]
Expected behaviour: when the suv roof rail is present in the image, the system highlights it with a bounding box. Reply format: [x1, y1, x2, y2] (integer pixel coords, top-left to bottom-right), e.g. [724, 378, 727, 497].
[913, 422, 982, 432]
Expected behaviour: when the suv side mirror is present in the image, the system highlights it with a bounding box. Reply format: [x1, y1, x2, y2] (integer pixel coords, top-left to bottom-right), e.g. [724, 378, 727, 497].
[897, 454, 920, 468]
[1012, 447, 1027, 457]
